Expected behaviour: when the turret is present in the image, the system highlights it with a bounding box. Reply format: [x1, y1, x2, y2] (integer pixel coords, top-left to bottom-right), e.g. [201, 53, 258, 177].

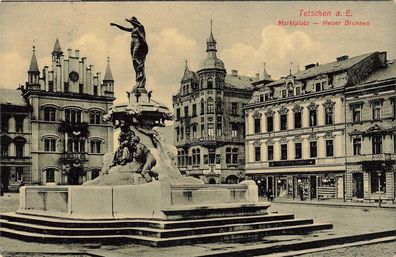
[102, 56, 114, 96]
[52, 38, 63, 64]
[27, 46, 40, 90]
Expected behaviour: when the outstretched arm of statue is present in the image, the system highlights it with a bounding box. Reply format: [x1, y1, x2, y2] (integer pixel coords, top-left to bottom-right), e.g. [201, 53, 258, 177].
[110, 23, 133, 32]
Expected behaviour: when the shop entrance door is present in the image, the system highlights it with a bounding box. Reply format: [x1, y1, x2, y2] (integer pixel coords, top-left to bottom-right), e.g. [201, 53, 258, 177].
[352, 173, 364, 198]
[310, 175, 317, 199]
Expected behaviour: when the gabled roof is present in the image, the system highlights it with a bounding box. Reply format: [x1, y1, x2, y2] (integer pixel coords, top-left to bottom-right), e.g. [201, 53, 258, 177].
[181, 62, 198, 82]
[0, 88, 26, 106]
[266, 52, 376, 86]
[225, 74, 257, 90]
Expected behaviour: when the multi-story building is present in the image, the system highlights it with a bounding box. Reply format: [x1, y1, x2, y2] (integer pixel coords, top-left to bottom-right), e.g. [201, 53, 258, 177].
[0, 89, 32, 191]
[345, 59, 396, 203]
[244, 52, 388, 200]
[172, 27, 258, 184]
[2, 39, 115, 186]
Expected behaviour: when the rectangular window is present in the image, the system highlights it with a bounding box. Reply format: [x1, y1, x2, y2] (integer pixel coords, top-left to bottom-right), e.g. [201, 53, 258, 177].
[16, 167, 24, 181]
[282, 89, 287, 98]
[326, 140, 334, 157]
[294, 112, 302, 129]
[231, 103, 238, 115]
[184, 106, 189, 117]
[267, 145, 274, 160]
[44, 107, 56, 122]
[204, 155, 208, 164]
[259, 94, 264, 102]
[353, 138, 361, 156]
[48, 82, 54, 92]
[372, 103, 381, 120]
[231, 123, 238, 138]
[79, 84, 84, 94]
[93, 85, 98, 95]
[209, 154, 216, 165]
[201, 124, 204, 136]
[309, 110, 317, 127]
[295, 143, 302, 159]
[325, 107, 334, 125]
[281, 144, 288, 160]
[216, 154, 221, 164]
[352, 106, 361, 123]
[264, 93, 270, 101]
[15, 117, 24, 132]
[371, 171, 386, 193]
[295, 87, 301, 95]
[315, 83, 321, 92]
[192, 104, 197, 117]
[64, 83, 69, 93]
[254, 118, 261, 134]
[310, 141, 317, 158]
[207, 123, 214, 137]
[254, 146, 261, 162]
[176, 108, 180, 120]
[267, 116, 274, 132]
[372, 136, 382, 154]
[280, 114, 287, 130]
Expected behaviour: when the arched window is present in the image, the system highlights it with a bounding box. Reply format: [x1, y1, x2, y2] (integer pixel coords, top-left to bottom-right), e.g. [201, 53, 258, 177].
[226, 147, 232, 164]
[1, 135, 11, 157]
[14, 137, 26, 158]
[65, 109, 82, 123]
[207, 97, 214, 114]
[90, 139, 102, 154]
[91, 169, 100, 180]
[232, 148, 239, 164]
[89, 111, 102, 124]
[44, 137, 57, 152]
[45, 168, 55, 183]
[207, 77, 213, 89]
[15, 115, 25, 132]
[43, 106, 57, 121]
[196, 149, 201, 165]
[192, 149, 196, 165]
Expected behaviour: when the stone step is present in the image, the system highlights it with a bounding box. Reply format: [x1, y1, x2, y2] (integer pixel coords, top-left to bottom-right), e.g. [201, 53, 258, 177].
[0, 212, 294, 229]
[0, 217, 313, 238]
[0, 223, 333, 247]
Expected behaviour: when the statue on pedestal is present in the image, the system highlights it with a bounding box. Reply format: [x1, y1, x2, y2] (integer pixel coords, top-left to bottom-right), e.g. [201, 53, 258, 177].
[111, 17, 148, 91]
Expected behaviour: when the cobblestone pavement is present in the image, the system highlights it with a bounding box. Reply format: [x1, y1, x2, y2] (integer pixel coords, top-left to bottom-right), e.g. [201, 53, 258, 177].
[1, 193, 395, 257]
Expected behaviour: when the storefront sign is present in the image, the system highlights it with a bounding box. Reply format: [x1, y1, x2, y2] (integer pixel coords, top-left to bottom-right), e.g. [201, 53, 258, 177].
[269, 159, 316, 167]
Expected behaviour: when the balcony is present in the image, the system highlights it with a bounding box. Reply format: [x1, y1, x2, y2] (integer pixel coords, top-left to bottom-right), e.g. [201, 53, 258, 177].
[61, 152, 88, 164]
[0, 156, 31, 164]
[347, 153, 396, 163]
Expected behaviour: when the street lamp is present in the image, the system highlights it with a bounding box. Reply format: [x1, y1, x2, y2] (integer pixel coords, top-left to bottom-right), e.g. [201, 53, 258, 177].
[378, 171, 381, 208]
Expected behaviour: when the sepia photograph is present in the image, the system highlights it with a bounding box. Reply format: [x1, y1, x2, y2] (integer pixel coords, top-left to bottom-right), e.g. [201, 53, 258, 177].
[0, 1, 395, 256]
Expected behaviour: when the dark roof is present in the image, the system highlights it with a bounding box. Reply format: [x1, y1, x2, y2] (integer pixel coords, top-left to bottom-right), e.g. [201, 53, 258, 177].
[225, 74, 257, 90]
[361, 60, 396, 84]
[29, 50, 39, 73]
[103, 58, 114, 81]
[267, 52, 376, 86]
[0, 88, 26, 106]
[52, 38, 63, 53]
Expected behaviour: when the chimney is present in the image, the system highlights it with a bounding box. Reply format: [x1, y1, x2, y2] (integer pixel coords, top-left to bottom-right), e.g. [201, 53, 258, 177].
[305, 64, 315, 70]
[231, 70, 238, 76]
[255, 73, 260, 80]
[75, 50, 80, 58]
[67, 49, 72, 58]
[336, 55, 349, 62]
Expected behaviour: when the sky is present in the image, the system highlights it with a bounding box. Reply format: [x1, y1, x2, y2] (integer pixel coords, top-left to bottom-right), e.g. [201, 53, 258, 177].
[1, 2, 395, 109]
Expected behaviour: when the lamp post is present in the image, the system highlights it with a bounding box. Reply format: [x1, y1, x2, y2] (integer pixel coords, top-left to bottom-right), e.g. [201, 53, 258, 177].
[378, 171, 381, 208]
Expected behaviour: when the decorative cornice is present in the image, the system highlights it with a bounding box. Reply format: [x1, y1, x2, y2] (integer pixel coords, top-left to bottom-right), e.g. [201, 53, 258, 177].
[292, 104, 304, 113]
[266, 138, 274, 145]
[253, 140, 261, 147]
[308, 133, 318, 141]
[322, 99, 336, 109]
[307, 102, 319, 111]
[253, 111, 262, 119]
[280, 137, 288, 143]
[278, 106, 289, 115]
[265, 108, 275, 117]
[324, 132, 335, 139]
[294, 135, 302, 142]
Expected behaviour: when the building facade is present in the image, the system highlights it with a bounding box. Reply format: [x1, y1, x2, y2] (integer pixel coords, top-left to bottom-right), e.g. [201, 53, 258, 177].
[244, 52, 388, 201]
[345, 60, 396, 202]
[7, 39, 115, 186]
[172, 27, 257, 184]
[0, 89, 32, 191]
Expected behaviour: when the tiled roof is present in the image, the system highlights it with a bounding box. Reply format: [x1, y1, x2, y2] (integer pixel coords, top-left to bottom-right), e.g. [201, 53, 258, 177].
[225, 74, 257, 90]
[361, 60, 396, 84]
[267, 52, 376, 86]
[0, 88, 26, 106]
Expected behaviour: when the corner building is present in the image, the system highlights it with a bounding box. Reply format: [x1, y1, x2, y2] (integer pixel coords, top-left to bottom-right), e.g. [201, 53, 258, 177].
[244, 52, 388, 200]
[172, 28, 257, 184]
[345, 59, 396, 203]
[20, 39, 115, 185]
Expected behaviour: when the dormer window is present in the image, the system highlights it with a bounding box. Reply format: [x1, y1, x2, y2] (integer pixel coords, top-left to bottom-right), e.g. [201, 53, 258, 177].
[282, 89, 287, 98]
[295, 86, 301, 95]
[315, 83, 321, 92]
[264, 93, 270, 101]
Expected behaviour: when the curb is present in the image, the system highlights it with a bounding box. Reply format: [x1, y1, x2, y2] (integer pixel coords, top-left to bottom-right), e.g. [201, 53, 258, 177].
[269, 201, 396, 209]
[196, 230, 396, 257]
